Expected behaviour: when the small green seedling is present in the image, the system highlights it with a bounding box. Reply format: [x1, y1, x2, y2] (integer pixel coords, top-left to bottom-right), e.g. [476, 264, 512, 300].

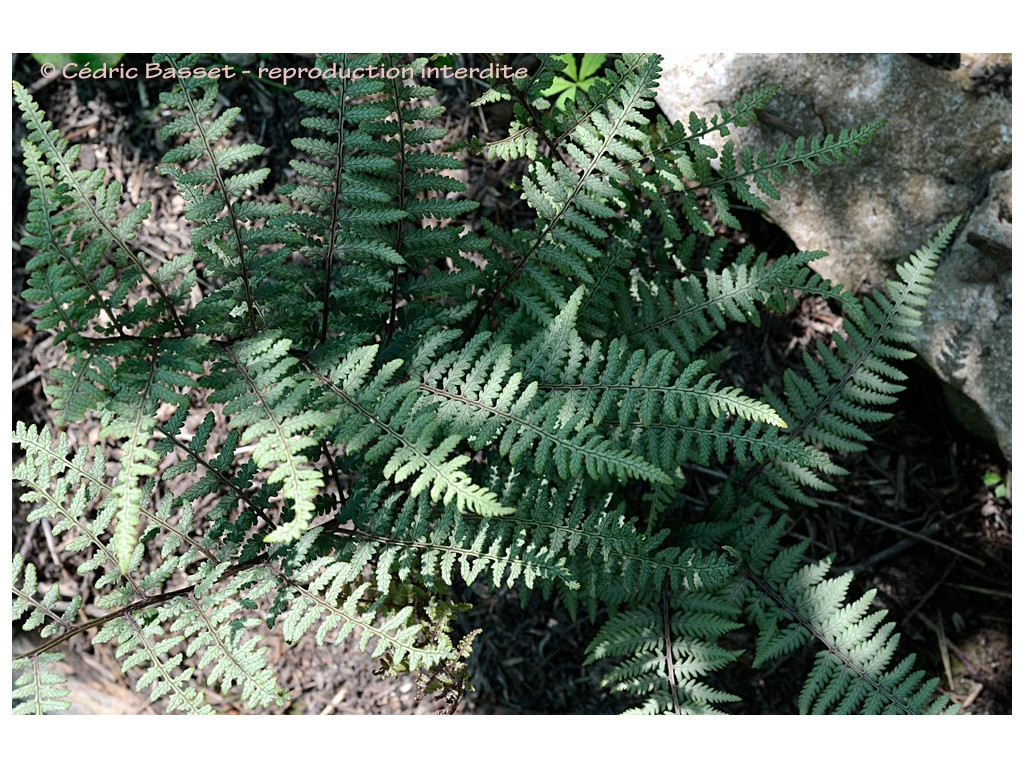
[541, 53, 608, 110]
[983, 471, 1008, 499]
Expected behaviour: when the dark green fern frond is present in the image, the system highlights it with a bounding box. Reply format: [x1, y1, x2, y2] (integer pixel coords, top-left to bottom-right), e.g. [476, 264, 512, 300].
[652, 85, 782, 152]
[626, 250, 828, 361]
[358, 55, 479, 348]
[332, 472, 735, 624]
[489, 476, 737, 618]
[632, 85, 783, 238]
[155, 408, 267, 561]
[415, 296, 672, 487]
[14, 81, 189, 340]
[652, 103, 886, 233]
[717, 121, 887, 223]
[274, 53, 402, 343]
[332, 483, 577, 596]
[480, 54, 662, 322]
[156, 53, 294, 339]
[18, 137, 120, 348]
[515, 287, 819, 476]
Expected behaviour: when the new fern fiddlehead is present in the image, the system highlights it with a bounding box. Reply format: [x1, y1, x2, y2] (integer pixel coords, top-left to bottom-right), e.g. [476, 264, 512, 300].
[13, 53, 961, 715]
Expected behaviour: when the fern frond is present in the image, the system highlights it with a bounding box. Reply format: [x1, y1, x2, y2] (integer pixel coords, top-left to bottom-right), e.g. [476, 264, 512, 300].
[755, 220, 960, 505]
[92, 613, 215, 714]
[334, 484, 577, 595]
[12, 553, 82, 640]
[262, 552, 454, 671]
[13, 81, 187, 337]
[156, 53, 294, 338]
[162, 574, 287, 710]
[12, 423, 133, 598]
[627, 250, 827, 361]
[744, 553, 957, 714]
[586, 586, 742, 714]
[416, 295, 671, 486]
[274, 53, 400, 343]
[206, 334, 335, 542]
[97, 354, 160, 571]
[656, 106, 886, 232]
[723, 121, 887, 214]
[308, 343, 513, 517]
[483, 54, 662, 320]
[12, 654, 72, 715]
[18, 137, 121, 347]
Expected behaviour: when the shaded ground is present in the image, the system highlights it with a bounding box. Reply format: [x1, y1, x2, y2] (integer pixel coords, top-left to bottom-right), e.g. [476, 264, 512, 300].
[10, 53, 1011, 715]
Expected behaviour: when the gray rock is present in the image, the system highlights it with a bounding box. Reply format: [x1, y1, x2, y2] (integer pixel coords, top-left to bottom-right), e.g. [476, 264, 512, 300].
[916, 169, 1012, 460]
[657, 53, 1012, 461]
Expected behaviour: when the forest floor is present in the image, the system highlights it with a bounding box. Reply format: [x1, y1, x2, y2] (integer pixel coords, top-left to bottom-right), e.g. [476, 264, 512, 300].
[10, 53, 1012, 715]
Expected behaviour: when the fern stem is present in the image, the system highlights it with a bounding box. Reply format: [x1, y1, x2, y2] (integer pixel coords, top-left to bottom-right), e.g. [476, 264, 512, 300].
[661, 581, 682, 715]
[384, 55, 410, 346]
[317, 56, 353, 346]
[76, 332, 172, 346]
[15, 554, 269, 661]
[319, 439, 346, 505]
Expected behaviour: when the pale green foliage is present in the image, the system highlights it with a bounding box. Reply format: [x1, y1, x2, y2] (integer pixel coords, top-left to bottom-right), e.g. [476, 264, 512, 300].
[12, 654, 71, 715]
[585, 589, 743, 714]
[12, 53, 958, 715]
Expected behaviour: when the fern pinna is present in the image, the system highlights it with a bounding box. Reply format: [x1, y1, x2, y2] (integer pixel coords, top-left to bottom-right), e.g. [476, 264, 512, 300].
[13, 53, 958, 714]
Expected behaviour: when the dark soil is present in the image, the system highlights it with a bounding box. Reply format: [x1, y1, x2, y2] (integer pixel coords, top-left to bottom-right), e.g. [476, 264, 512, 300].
[10, 53, 1011, 715]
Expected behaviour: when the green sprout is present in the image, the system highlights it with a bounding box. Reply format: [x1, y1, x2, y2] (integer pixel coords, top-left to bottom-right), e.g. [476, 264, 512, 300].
[983, 471, 1008, 499]
[541, 53, 608, 110]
